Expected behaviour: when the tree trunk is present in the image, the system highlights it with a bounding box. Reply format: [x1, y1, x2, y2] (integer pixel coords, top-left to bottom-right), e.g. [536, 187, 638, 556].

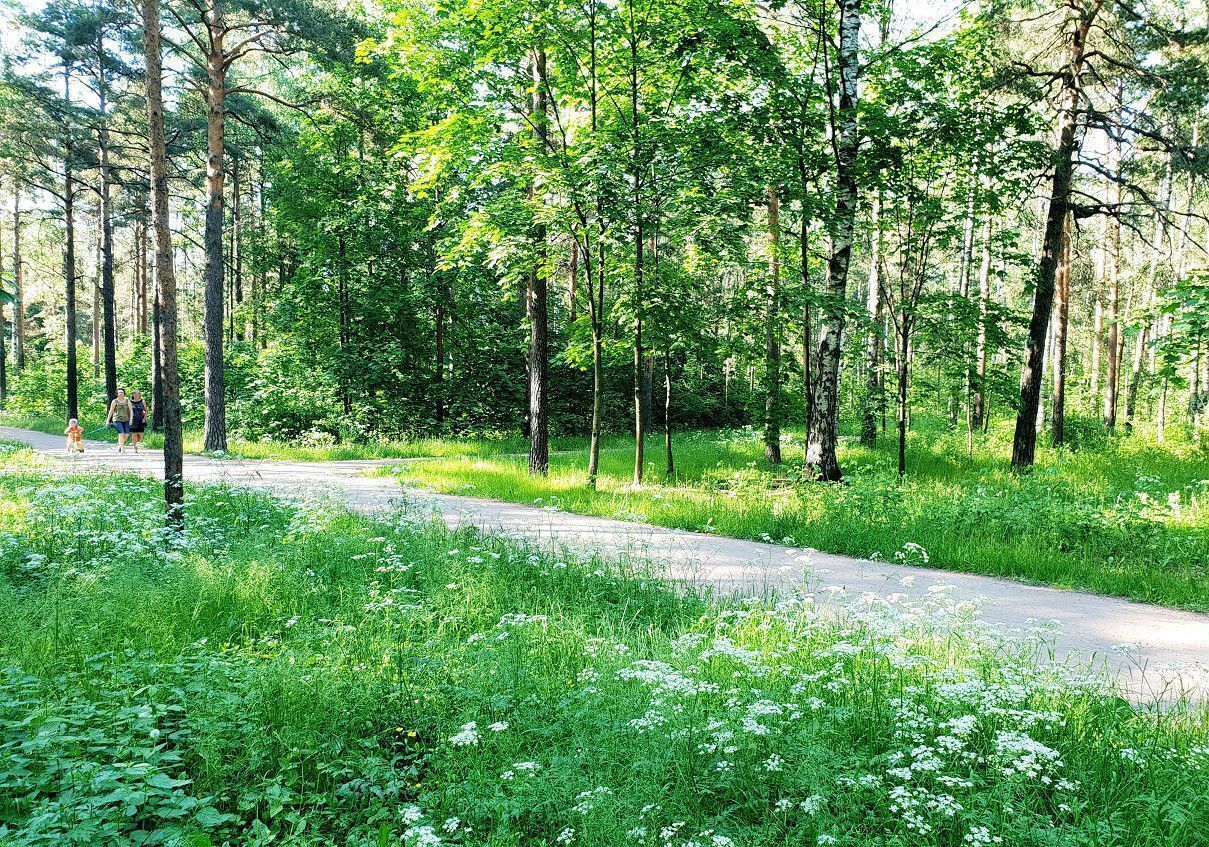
[1103, 137, 1122, 430]
[568, 239, 578, 323]
[1089, 225, 1104, 409]
[151, 257, 163, 432]
[972, 217, 992, 431]
[1126, 168, 1169, 432]
[664, 348, 674, 477]
[434, 274, 445, 427]
[957, 192, 975, 297]
[630, 20, 645, 486]
[800, 209, 814, 446]
[1051, 212, 1071, 446]
[226, 179, 235, 345]
[585, 8, 604, 490]
[587, 243, 605, 488]
[632, 228, 645, 485]
[143, 0, 183, 524]
[1011, 1, 1098, 470]
[140, 221, 150, 335]
[805, 0, 861, 482]
[897, 315, 910, 475]
[1195, 344, 1203, 435]
[63, 69, 79, 422]
[337, 232, 351, 417]
[764, 187, 782, 464]
[527, 47, 550, 477]
[202, 11, 228, 452]
[11, 187, 23, 371]
[641, 353, 653, 437]
[861, 192, 882, 446]
[93, 212, 101, 379]
[1125, 307, 1151, 432]
[233, 155, 244, 341]
[253, 172, 265, 346]
[97, 54, 118, 404]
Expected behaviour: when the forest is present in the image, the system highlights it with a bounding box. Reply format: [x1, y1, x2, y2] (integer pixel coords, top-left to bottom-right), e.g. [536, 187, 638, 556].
[1, 0, 1209, 845]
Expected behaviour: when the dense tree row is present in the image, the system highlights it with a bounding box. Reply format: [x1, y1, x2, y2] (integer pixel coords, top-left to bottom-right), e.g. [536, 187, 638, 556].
[2, 0, 1209, 508]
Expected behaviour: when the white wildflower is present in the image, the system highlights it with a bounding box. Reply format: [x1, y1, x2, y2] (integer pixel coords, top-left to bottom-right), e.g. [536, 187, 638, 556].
[450, 722, 481, 746]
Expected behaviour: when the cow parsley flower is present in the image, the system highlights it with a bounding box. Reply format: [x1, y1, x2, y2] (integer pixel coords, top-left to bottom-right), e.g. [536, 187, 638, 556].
[450, 722, 480, 746]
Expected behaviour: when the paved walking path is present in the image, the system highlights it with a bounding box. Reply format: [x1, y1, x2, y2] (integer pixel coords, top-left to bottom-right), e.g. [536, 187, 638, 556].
[4, 425, 1208, 702]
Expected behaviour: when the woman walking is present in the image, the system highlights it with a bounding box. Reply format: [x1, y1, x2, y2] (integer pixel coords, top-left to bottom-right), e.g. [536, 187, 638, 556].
[129, 390, 149, 452]
[106, 388, 134, 453]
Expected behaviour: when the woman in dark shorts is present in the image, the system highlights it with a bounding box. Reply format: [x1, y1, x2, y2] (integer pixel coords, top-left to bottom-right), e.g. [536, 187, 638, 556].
[129, 390, 149, 452]
[107, 388, 133, 453]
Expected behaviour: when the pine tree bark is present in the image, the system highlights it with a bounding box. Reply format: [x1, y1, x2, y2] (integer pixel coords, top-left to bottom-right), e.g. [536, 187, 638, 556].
[805, 0, 861, 481]
[233, 155, 244, 341]
[764, 187, 782, 464]
[11, 188, 23, 371]
[143, 0, 184, 523]
[63, 68, 79, 422]
[151, 260, 163, 432]
[93, 211, 101, 379]
[1103, 137, 1122, 430]
[527, 47, 550, 476]
[202, 4, 228, 452]
[96, 40, 118, 404]
[139, 221, 150, 334]
[1051, 212, 1072, 446]
[1011, 1, 1100, 470]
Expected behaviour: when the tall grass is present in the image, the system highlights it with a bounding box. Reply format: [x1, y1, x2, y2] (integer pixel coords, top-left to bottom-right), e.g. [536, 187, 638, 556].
[0, 457, 1206, 845]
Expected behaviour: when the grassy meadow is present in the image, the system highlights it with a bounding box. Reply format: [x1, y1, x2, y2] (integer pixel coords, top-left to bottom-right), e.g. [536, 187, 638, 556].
[0, 443, 1207, 846]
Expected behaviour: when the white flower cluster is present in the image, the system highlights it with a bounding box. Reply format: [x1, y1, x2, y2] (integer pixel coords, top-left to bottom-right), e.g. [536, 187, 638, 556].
[449, 722, 480, 747]
[396, 804, 473, 847]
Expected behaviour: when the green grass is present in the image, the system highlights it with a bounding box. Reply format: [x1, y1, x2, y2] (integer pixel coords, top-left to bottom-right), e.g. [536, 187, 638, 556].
[0, 452, 1207, 845]
[380, 421, 1209, 611]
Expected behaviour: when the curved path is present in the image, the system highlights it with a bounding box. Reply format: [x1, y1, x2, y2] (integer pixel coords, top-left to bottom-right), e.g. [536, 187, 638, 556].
[3, 425, 1207, 702]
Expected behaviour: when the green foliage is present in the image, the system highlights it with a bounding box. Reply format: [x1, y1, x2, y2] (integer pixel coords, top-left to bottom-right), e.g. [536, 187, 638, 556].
[0, 461, 1207, 845]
